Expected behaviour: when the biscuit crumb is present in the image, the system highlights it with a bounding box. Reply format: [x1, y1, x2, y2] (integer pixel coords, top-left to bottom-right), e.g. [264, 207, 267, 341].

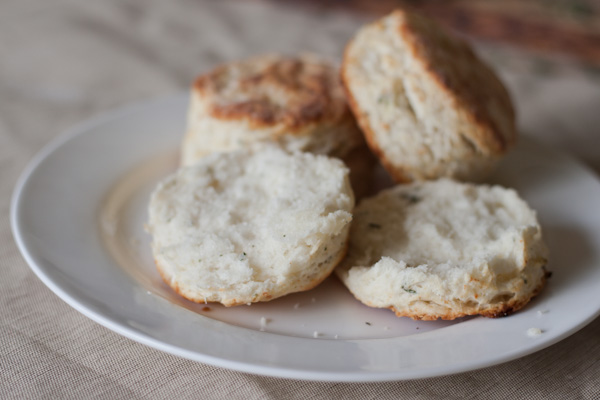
[293, 303, 300, 310]
[527, 328, 543, 337]
[260, 317, 269, 331]
[313, 331, 320, 338]
[334, 334, 339, 339]
[537, 310, 549, 318]
[311, 297, 316, 303]
[383, 326, 390, 331]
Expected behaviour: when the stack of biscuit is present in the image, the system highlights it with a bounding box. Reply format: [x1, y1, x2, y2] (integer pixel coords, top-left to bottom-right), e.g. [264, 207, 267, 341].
[147, 8, 549, 320]
[181, 53, 375, 198]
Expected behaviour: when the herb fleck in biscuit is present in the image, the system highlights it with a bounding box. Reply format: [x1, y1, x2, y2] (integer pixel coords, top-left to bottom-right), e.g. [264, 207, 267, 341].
[336, 179, 548, 320]
[342, 9, 516, 183]
[148, 147, 354, 306]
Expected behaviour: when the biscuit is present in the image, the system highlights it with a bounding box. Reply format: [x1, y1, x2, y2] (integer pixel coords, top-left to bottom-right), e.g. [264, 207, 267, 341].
[181, 53, 375, 197]
[342, 9, 516, 183]
[148, 147, 354, 306]
[335, 179, 548, 320]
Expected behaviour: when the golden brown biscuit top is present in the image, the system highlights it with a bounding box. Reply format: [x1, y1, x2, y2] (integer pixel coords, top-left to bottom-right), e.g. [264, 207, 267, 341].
[393, 9, 516, 152]
[194, 55, 349, 130]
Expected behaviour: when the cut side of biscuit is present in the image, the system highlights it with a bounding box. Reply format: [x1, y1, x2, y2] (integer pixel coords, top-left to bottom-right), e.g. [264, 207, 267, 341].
[336, 179, 548, 320]
[148, 147, 354, 306]
[342, 9, 516, 183]
[181, 53, 375, 197]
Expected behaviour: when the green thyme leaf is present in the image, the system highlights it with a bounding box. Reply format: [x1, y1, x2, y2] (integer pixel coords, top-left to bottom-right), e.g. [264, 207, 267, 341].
[402, 286, 417, 294]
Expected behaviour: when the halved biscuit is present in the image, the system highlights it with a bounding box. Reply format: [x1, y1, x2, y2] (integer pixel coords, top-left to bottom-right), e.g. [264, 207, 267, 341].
[148, 147, 354, 306]
[182, 53, 375, 197]
[342, 9, 516, 182]
[336, 179, 548, 320]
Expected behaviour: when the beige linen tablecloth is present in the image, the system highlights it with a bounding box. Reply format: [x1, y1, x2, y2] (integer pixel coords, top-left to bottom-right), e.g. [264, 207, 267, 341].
[2, 0, 600, 398]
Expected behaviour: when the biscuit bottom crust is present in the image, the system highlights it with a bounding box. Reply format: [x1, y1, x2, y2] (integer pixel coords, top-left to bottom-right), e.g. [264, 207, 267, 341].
[385, 271, 549, 321]
[155, 240, 349, 307]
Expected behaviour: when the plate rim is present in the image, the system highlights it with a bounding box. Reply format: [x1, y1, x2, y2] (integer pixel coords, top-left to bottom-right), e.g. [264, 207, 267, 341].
[10, 94, 600, 382]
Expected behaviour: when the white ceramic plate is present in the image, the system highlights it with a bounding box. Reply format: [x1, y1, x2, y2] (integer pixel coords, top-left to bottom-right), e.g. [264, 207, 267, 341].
[11, 94, 600, 382]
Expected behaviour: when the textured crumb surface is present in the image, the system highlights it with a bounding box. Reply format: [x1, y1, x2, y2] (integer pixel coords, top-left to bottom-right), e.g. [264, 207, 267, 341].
[336, 179, 548, 320]
[342, 9, 516, 183]
[148, 147, 354, 306]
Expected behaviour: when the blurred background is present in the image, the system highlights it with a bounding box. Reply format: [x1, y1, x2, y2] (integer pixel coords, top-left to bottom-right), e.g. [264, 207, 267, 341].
[2, 0, 599, 179]
[273, 0, 600, 66]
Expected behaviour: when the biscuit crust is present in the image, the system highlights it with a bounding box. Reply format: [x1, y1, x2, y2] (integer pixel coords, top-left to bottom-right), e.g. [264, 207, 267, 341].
[388, 271, 549, 320]
[156, 240, 350, 307]
[194, 54, 349, 131]
[342, 9, 516, 182]
[396, 10, 515, 153]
